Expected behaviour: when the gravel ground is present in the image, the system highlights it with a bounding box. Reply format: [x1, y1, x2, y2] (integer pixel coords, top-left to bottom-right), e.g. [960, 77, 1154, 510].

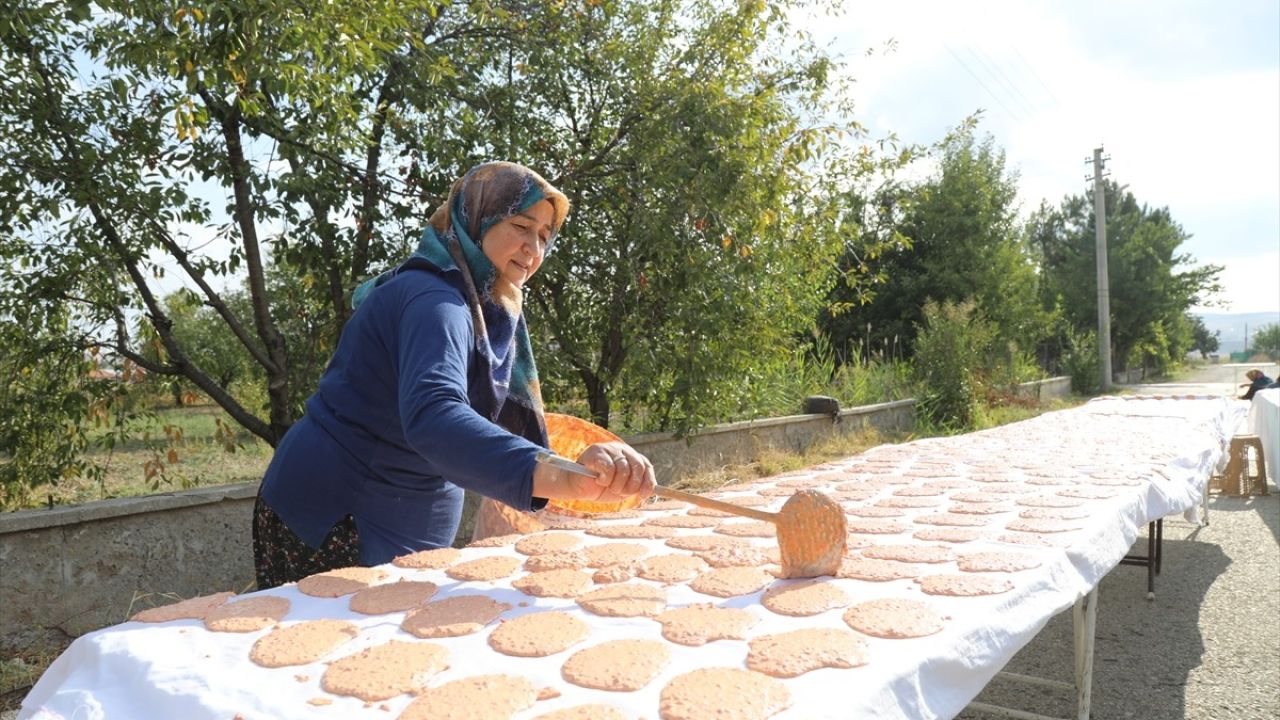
[958, 490, 1280, 720]
[7, 371, 1276, 720]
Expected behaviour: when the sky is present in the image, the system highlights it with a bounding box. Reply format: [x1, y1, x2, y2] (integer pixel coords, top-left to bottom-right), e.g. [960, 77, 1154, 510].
[798, 0, 1280, 315]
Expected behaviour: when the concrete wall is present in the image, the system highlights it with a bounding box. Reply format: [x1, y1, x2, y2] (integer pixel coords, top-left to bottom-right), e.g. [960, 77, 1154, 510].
[1013, 376, 1072, 400]
[0, 398, 921, 656]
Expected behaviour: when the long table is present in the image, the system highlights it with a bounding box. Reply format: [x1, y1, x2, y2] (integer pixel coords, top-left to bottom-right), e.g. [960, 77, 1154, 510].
[20, 396, 1244, 720]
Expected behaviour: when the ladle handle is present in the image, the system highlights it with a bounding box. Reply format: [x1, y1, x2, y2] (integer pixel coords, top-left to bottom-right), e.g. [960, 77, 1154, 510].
[534, 451, 776, 523]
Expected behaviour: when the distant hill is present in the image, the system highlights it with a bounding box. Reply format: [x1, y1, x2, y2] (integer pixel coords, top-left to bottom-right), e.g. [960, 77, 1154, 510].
[1195, 312, 1280, 354]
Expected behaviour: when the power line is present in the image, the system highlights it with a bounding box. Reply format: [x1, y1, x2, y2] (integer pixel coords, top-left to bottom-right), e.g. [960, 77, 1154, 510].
[969, 46, 1039, 118]
[944, 45, 1027, 125]
[1013, 46, 1061, 108]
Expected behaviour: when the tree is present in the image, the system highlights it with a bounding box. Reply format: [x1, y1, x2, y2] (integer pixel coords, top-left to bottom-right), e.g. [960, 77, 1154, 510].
[1029, 182, 1222, 374]
[820, 124, 1048, 366]
[1251, 323, 1280, 360]
[1188, 314, 1220, 359]
[2, 0, 865, 460]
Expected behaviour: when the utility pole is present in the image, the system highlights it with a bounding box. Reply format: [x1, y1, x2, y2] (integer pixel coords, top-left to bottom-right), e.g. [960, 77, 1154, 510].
[1087, 147, 1112, 391]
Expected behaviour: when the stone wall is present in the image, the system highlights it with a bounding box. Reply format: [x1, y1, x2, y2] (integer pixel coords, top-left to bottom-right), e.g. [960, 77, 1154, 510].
[0, 395, 940, 656]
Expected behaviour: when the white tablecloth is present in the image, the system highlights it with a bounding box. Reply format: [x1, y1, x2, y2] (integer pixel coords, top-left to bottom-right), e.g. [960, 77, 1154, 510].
[20, 396, 1244, 720]
[1248, 388, 1279, 483]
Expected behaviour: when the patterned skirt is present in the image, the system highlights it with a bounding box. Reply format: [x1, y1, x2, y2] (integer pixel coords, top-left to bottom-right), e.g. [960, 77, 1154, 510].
[252, 493, 360, 590]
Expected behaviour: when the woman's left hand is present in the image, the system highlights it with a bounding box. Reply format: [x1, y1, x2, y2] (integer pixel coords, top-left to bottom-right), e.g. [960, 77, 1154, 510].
[573, 442, 656, 502]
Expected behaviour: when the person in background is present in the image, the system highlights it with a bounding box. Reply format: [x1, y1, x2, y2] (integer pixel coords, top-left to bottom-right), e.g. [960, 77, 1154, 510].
[1238, 368, 1275, 401]
[252, 161, 655, 590]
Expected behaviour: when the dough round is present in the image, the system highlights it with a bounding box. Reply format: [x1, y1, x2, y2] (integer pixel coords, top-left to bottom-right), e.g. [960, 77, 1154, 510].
[957, 551, 1042, 573]
[249, 620, 359, 668]
[658, 668, 791, 720]
[746, 628, 868, 677]
[203, 595, 290, 633]
[843, 598, 945, 639]
[844, 518, 910, 534]
[523, 550, 588, 573]
[401, 595, 510, 638]
[398, 674, 536, 720]
[488, 611, 589, 657]
[714, 521, 777, 538]
[576, 583, 667, 617]
[512, 569, 594, 598]
[643, 514, 724, 528]
[836, 557, 923, 582]
[531, 705, 628, 720]
[912, 527, 984, 544]
[349, 580, 438, 615]
[297, 567, 387, 598]
[654, 604, 758, 646]
[919, 573, 1015, 596]
[637, 554, 708, 583]
[760, 579, 850, 616]
[131, 591, 233, 623]
[515, 533, 583, 556]
[1006, 518, 1082, 534]
[912, 513, 989, 527]
[861, 544, 955, 564]
[445, 555, 523, 582]
[583, 542, 649, 567]
[392, 547, 461, 570]
[586, 524, 678, 539]
[320, 639, 449, 701]
[665, 535, 750, 552]
[688, 566, 773, 598]
[561, 639, 670, 692]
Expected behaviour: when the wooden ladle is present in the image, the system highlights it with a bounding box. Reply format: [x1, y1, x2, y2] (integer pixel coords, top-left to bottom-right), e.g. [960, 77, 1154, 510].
[535, 452, 848, 578]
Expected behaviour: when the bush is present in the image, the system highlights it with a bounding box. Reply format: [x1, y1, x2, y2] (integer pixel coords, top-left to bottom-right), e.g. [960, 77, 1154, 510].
[1061, 327, 1102, 395]
[912, 299, 994, 431]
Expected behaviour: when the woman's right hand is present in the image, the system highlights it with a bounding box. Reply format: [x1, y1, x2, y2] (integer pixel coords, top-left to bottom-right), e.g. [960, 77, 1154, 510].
[531, 442, 656, 503]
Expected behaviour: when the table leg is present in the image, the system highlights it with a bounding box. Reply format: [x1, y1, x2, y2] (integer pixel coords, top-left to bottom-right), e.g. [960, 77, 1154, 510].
[1072, 586, 1099, 720]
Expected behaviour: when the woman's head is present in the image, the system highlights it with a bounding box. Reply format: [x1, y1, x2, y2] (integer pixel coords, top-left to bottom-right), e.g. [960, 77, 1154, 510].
[429, 161, 569, 287]
[1246, 369, 1262, 380]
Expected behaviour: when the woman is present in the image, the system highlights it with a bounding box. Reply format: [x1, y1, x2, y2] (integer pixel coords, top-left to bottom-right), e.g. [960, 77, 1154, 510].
[253, 161, 655, 589]
[1239, 368, 1275, 401]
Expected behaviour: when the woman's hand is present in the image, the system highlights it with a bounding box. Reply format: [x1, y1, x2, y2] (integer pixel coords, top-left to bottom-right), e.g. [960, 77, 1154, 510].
[530, 441, 656, 503]
[570, 442, 656, 502]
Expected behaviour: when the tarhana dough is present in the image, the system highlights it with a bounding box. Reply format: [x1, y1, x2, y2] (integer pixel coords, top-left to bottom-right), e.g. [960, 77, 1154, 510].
[398, 674, 536, 720]
[760, 579, 851, 616]
[320, 639, 449, 701]
[131, 591, 233, 623]
[561, 639, 670, 692]
[392, 547, 461, 570]
[402, 595, 511, 638]
[746, 628, 869, 678]
[688, 567, 773, 598]
[658, 668, 791, 720]
[349, 580, 439, 615]
[296, 567, 388, 598]
[445, 555, 524, 582]
[249, 619, 359, 668]
[843, 598, 945, 639]
[576, 583, 667, 617]
[654, 605, 758, 646]
[488, 611, 590, 657]
[203, 595, 290, 633]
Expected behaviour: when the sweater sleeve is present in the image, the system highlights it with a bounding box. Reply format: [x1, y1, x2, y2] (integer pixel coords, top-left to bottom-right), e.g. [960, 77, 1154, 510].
[394, 286, 541, 510]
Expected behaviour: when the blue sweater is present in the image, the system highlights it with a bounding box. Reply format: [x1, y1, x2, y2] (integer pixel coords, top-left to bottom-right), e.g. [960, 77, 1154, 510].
[259, 266, 545, 566]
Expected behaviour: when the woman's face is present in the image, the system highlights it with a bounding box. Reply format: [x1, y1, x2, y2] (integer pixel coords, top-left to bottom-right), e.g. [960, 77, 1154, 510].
[481, 199, 554, 288]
